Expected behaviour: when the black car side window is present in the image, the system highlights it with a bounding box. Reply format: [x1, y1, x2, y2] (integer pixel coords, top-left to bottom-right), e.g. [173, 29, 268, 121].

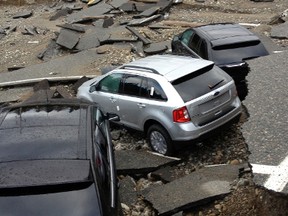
[189, 34, 201, 52]
[180, 29, 194, 46]
[98, 73, 122, 94]
[198, 40, 208, 59]
[148, 78, 167, 101]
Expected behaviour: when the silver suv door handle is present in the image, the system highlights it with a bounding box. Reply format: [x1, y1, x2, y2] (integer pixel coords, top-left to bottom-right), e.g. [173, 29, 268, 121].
[137, 103, 146, 108]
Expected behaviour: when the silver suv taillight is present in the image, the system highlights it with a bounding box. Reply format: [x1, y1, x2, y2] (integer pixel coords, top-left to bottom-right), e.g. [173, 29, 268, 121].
[173, 106, 191, 123]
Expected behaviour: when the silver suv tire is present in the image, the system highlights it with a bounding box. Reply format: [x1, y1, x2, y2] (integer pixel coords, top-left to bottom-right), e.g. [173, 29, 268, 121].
[147, 124, 173, 155]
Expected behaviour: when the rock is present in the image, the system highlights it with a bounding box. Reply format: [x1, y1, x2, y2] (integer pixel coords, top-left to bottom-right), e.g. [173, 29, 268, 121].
[13, 11, 33, 19]
[230, 159, 240, 165]
[271, 22, 288, 39]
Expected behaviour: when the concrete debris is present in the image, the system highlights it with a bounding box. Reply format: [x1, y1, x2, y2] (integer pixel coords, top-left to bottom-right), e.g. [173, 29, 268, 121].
[128, 14, 162, 26]
[280, 9, 288, 22]
[119, 176, 138, 206]
[142, 164, 248, 215]
[130, 41, 145, 57]
[13, 10, 33, 19]
[21, 26, 37, 35]
[271, 22, 288, 39]
[0, 87, 33, 104]
[72, 76, 89, 92]
[56, 23, 86, 33]
[115, 150, 181, 175]
[134, 6, 160, 18]
[109, 0, 130, 9]
[119, 2, 136, 12]
[75, 28, 100, 51]
[144, 41, 169, 54]
[0, 28, 5, 34]
[7, 66, 25, 71]
[22, 89, 56, 104]
[6, 25, 17, 35]
[126, 26, 151, 45]
[38, 40, 62, 61]
[102, 17, 114, 28]
[33, 79, 50, 92]
[49, 7, 73, 21]
[56, 29, 80, 49]
[55, 86, 73, 99]
[66, 3, 113, 23]
[156, 0, 173, 12]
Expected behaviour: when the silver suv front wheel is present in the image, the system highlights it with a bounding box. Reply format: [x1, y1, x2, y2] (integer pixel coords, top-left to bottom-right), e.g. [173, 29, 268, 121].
[147, 124, 173, 155]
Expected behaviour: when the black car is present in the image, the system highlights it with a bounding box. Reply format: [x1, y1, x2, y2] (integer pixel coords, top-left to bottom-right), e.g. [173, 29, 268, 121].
[172, 23, 269, 100]
[0, 99, 122, 216]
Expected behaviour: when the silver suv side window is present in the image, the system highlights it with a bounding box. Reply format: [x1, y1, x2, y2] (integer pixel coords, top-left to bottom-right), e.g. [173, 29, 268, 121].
[121, 74, 149, 98]
[148, 78, 167, 101]
[119, 75, 166, 101]
[98, 73, 122, 93]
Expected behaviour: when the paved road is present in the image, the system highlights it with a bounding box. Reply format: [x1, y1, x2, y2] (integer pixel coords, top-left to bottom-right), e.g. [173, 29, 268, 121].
[242, 50, 288, 193]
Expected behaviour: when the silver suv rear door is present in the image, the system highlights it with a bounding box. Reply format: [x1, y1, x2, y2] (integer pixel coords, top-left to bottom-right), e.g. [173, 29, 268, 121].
[116, 74, 149, 131]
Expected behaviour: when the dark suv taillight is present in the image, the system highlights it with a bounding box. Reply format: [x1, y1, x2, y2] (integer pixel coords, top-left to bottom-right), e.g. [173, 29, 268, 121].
[173, 106, 191, 123]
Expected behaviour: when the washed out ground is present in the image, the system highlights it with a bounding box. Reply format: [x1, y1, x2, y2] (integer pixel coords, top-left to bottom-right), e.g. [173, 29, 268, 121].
[1, 0, 288, 215]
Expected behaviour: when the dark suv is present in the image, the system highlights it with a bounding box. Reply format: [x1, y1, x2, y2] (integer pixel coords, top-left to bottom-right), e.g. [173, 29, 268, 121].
[0, 99, 122, 216]
[172, 23, 269, 100]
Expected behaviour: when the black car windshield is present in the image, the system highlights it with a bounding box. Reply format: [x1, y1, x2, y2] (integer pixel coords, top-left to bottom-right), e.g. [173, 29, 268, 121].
[172, 65, 231, 102]
[211, 40, 269, 65]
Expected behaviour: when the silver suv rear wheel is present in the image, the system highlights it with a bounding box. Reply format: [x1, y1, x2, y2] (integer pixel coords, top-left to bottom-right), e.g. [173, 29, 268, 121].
[147, 124, 173, 155]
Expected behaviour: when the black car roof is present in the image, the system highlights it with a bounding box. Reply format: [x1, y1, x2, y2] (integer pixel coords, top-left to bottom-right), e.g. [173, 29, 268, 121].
[194, 23, 260, 47]
[0, 99, 93, 162]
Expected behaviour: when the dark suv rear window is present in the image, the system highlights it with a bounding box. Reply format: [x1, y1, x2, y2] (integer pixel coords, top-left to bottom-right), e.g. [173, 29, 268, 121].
[172, 65, 232, 102]
[211, 40, 269, 65]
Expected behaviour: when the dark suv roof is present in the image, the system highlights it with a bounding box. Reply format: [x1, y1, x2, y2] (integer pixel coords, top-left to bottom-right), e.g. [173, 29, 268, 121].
[194, 23, 260, 47]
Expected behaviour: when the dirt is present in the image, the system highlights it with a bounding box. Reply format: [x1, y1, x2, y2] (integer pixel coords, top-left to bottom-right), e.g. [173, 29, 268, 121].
[1, 0, 288, 215]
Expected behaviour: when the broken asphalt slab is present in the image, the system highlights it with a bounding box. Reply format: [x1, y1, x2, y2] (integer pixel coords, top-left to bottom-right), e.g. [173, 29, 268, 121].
[142, 164, 249, 215]
[66, 3, 113, 23]
[115, 150, 181, 175]
[56, 28, 80, 49]
[0, 87, 33, 104]
[12, 10, 33, 19]
[271, 22, 288, 39]
[0, 49, 100, 88]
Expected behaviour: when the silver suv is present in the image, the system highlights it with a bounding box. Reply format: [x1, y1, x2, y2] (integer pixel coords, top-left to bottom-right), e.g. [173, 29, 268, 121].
[77, 55, 242, 155]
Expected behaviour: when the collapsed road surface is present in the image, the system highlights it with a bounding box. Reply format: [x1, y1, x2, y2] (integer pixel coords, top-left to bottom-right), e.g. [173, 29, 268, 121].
[1, 0, 288, 215]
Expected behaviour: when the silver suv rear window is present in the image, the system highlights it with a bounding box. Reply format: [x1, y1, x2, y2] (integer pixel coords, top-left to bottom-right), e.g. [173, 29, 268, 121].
[172, 65, 231, 102]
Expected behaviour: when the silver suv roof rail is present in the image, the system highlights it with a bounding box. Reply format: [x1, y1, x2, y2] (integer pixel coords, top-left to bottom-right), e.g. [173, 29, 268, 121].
[120, 65, 160, 74]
